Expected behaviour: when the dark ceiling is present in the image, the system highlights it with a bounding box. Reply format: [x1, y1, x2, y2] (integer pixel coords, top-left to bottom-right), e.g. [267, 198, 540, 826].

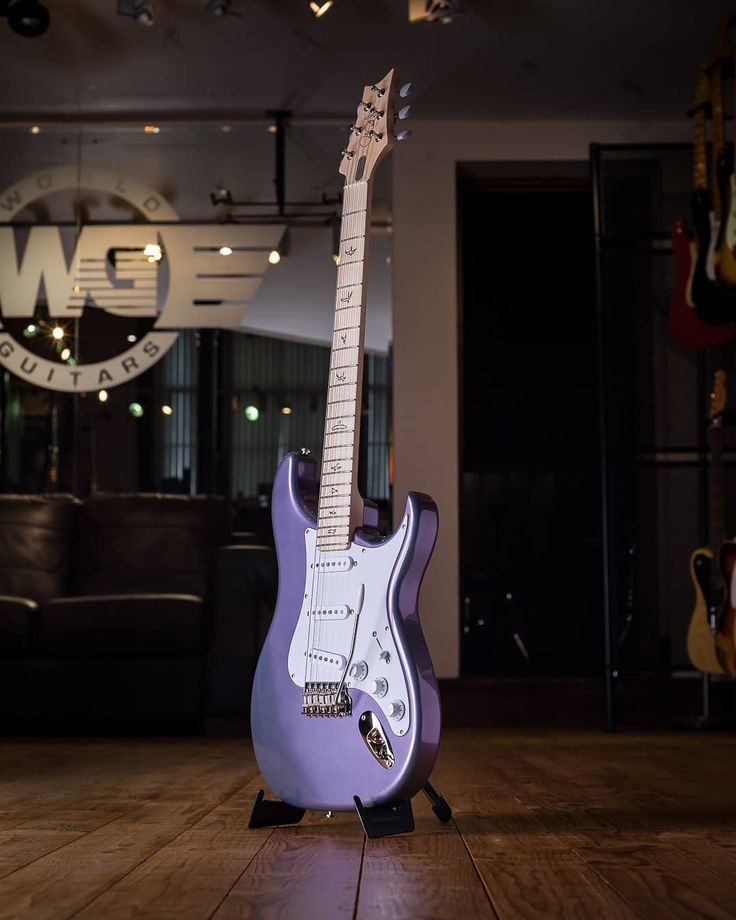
[0, 0, 731, 122]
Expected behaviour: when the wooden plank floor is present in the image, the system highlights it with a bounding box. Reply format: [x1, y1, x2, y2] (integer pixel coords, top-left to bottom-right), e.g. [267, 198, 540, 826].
[1, 730, 736, 919]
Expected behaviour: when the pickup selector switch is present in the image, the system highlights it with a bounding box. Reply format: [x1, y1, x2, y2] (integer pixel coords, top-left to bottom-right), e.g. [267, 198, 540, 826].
[389, 700, 405, 720]
[349, 660, 368, 681]
[379, 650, 391, 664]
[371, 677, 388, 698]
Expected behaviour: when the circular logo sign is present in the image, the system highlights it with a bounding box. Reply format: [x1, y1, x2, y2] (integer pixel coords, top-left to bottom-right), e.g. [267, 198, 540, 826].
[0, 166, 179, 392]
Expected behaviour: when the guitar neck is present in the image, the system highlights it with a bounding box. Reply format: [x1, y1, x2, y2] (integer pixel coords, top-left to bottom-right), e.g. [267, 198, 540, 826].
[694, 105, 708, 192]
[711, 63, 725, 217]
[709, 422, 727, 549]
[316, 179, 371, 551]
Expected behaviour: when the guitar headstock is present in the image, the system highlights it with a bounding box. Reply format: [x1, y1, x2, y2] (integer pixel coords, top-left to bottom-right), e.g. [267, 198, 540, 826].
[339, 69, 412, 182]
[710, 369, 728, 422]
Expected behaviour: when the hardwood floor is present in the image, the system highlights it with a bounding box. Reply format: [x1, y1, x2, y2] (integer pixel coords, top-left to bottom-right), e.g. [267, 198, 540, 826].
[1, 730, 736, 919]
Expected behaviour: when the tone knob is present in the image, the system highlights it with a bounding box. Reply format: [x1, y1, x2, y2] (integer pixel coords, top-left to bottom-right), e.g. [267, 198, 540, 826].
[349, 660, 368, 681]
[389, 700, 405, 720]
[371, 678, 388, 698]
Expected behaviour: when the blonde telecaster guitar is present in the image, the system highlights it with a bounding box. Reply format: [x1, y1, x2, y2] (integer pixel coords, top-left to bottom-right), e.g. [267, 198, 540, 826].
[687, 370, 727, 674]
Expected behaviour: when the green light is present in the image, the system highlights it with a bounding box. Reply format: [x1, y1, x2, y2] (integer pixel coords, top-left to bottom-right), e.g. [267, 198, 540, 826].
[23, 323, 39, 338]
[128, 402, 144, 418]
[244, 404, 260, 422]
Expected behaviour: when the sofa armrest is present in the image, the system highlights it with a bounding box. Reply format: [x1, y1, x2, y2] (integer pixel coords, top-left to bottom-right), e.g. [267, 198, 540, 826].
[205, 544, 277, 727]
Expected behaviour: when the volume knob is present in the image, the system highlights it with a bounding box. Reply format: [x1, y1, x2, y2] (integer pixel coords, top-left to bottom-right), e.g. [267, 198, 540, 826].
[349, 660, 368, 681]
[389, 700, 405, 720]
[371, 677, 388, 698]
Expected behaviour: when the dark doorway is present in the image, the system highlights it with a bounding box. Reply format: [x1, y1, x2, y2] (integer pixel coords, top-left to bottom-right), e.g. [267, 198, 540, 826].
[459, 168, 601, 677]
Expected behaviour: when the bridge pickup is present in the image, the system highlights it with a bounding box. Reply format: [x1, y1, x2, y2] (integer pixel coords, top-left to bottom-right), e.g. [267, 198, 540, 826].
[302, 682, 352, 717]
[312, 605, 351, 621]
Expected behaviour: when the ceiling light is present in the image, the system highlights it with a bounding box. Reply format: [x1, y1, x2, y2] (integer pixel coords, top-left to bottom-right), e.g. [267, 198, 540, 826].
[4, 1, 50, 38]
[133, 1, 154, 25]
[161, 404, 173, 415]
[98, 389, 109, 403]
[144, 124, 160, 134]
[30, 125, 40, 134]
[143, 242, 162, 262]
[266, 124, 278, 134]
[268, 249, 281, 265]
[117, 0, 155, 26]
[244, 405, 260, 422]
[127, 334, 138, 343]
[280, 404, 293, 415]
[128, 402, 144, 418]
[51, 325, 64, 340]
[22, 323, 38, 338]
[408, 0, 463, 23]
[210, 185, 233, 206]
[60, 347, 71, 361]
[219, 245, 233, 256]
[309, 1, 333, 16]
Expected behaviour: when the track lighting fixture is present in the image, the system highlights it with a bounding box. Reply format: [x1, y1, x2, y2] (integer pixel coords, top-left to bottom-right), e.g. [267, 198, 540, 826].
[117, 0, 154, 27]
[1, 0, 50, 38]
[408, 0, 463, 23]
[206, 0, 238, 15]
[210, 185, 233, 206]
[309, 1, 333, 17]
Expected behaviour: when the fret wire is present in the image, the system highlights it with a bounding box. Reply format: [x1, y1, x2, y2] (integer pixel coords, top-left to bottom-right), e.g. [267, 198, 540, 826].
[318, 180, 369, 546]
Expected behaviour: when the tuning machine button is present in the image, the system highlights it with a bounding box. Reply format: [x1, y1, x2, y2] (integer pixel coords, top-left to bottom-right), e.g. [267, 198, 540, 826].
[399, 82, 412, 98]
[389, 700, 405, 720]
[396, 129, 413, 142]
[397, 104, 411, 120]
[349, 660, 368, 681]
[371, 677, 388, 698]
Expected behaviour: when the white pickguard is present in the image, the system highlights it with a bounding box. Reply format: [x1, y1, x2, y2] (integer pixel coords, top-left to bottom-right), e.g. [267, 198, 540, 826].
[287, 517, 411, 736]
[726, 177, 736, 252]
[707, 212, 721, 281]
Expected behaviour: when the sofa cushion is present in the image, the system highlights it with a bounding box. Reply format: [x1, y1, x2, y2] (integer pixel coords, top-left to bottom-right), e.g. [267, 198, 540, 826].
[0, 596, 37, 656]
[0, 495, 79, 602]
[35, 594, 205, 658]
[72, 493, 233, 597]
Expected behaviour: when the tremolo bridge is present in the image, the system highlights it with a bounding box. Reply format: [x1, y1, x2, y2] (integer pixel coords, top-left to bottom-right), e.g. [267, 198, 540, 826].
[302, 682, 352, 717]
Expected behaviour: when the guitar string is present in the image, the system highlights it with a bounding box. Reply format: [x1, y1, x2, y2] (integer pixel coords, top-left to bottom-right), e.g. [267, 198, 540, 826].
[305, 180, 366, 706]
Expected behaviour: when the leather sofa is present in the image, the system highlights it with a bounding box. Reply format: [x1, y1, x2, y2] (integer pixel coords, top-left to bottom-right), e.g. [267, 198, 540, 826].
[0, 493, 276, 734]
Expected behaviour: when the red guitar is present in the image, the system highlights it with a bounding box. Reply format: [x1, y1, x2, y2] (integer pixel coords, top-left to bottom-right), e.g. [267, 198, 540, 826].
[668, 65, 736, 347]
[668, 219, 735, 348]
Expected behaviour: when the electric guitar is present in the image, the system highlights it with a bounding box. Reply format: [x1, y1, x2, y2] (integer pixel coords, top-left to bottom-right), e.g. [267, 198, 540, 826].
[690, 68, 736, 326]
[687, 370, 728, 674]
[249, 71, 449, 838]
[713, 16, 736, 287]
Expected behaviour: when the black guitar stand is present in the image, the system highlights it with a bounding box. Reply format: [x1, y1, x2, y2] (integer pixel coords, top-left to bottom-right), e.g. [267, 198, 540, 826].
[248, 781, 452, 839]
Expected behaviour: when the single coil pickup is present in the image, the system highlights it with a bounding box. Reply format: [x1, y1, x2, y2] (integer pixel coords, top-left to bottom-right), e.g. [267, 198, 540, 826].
[302, 681, 352, 717]
[306, 648, 346, 669]
[311, 556, 354, 571]
[310, 605, 351, 620]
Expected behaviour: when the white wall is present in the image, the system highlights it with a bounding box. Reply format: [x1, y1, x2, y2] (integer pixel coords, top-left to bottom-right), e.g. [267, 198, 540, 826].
[391, 119, 690, 679]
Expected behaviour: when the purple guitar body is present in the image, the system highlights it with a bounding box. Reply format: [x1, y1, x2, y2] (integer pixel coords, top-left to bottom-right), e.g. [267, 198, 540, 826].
[250, 451, 441, 811]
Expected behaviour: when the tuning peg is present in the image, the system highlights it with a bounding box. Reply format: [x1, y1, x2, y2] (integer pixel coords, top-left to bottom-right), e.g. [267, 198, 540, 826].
[399, 82, 412, 98]
[397, 104, 411, 120]
[396, 128, 413, 141]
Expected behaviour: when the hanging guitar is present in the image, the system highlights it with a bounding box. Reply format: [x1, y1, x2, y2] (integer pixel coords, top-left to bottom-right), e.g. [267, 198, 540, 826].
[715, 14, 736, 287]
[248, 70, 451, 839]
[669, 58, 736, 346]
[687, 370, 727, 674]
[689, 68, 736, 326]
